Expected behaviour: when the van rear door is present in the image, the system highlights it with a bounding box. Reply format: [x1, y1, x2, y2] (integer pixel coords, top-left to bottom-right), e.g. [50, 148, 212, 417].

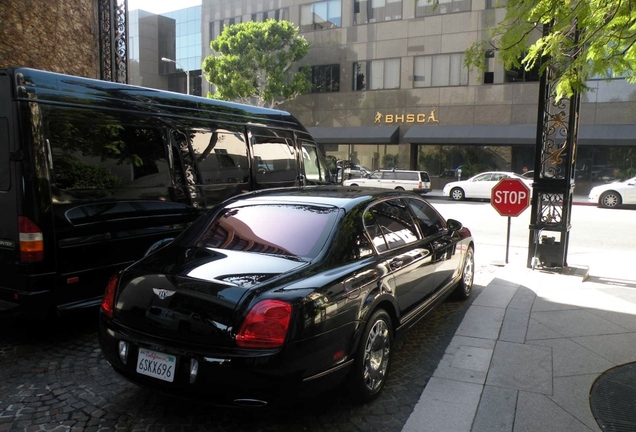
[0, 73, 21, 313]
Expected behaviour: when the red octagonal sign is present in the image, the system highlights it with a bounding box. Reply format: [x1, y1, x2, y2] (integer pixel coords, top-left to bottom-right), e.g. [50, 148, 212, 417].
[491, 178, 531, 217]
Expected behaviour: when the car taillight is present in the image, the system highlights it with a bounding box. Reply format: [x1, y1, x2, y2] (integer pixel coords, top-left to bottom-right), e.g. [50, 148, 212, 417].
[101, 273, 119, 318]
[418, 181, 422, 189]
[236, 300, 292, 349]
[18, 216, 44, 262]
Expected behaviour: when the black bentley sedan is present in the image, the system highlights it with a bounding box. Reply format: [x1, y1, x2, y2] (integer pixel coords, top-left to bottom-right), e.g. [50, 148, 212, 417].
[99, 186, 474, 407]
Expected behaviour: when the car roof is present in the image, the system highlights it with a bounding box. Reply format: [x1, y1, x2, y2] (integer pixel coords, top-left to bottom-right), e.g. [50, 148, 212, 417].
[224, 186, 420, 211]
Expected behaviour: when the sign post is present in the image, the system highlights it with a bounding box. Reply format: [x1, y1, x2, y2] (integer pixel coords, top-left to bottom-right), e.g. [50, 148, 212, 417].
[491, 178, 531, 263]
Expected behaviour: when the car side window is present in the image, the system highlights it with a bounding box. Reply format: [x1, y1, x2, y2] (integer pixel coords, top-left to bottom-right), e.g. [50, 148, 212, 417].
[381, 171, 396, 180]
[364, 199, 419, 252]
[405, 198, 445, 238]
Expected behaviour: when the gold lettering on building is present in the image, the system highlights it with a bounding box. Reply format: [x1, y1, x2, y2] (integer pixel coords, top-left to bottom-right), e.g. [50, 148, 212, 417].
[375, 111, 440, 124]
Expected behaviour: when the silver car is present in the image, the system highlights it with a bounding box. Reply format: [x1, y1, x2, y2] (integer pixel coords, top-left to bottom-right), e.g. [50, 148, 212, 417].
[343, 169, 432, 193]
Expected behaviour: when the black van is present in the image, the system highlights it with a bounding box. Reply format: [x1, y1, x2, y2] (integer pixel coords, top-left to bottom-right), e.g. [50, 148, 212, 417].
[0, 67, 334, 318]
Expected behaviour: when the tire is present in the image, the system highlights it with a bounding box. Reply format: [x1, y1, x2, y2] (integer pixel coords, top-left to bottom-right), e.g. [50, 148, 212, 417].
[599, 191, 621, 208]
[348, 309, 393, 404]
[452, 246, 474, 300]
[450, 187, 465, 201]
[349, 183, 359, 187]
[394, 186, 405, 190]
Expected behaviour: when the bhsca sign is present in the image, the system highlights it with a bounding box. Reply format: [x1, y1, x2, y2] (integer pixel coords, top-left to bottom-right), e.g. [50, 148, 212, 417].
[374, 110, 440, 124]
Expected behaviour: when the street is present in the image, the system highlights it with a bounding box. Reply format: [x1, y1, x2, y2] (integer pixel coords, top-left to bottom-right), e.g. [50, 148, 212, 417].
[0, 200, 633, 432]
[432, 200, 636, 280]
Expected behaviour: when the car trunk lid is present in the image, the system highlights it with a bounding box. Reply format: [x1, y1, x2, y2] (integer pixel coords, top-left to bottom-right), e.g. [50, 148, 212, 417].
[113, 247, 308, 346]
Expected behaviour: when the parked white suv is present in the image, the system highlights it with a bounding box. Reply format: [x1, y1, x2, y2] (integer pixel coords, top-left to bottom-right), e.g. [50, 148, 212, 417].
[343, 169, 432, 193]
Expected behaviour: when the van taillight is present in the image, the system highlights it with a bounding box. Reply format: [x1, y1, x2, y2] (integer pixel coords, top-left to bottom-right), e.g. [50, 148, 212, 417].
[235, 300, 292, 348]
[101, 273, 119, 318]
[18, 216, 44, 262]
[418, 181, 422, 189]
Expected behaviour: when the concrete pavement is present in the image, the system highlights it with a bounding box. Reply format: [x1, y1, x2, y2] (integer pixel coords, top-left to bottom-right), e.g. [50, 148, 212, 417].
[401, 243, 636, 432]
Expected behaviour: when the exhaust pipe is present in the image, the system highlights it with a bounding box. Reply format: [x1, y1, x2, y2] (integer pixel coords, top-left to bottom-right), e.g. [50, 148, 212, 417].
[233, 398, 268, 408]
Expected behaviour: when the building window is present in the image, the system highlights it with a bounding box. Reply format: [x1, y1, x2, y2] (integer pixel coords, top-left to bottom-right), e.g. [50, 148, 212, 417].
[210, 16, 242, 40]
[300, 0, 342, 32]
[415, 0, 471, 16]
[311, 64, 340, 92]
[353, 0, 403, 25]
[251, 8, 290, 22]
[353, 59, 400, 90]
[414, 53, 468, 87]
[486, 0, 508, 8]
[505, 53, 541, 82]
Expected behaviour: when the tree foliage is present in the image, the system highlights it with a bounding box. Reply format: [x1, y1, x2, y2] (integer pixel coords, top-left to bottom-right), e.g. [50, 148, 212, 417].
[203, 19, 311, 108]
[464, 0, 636, 100]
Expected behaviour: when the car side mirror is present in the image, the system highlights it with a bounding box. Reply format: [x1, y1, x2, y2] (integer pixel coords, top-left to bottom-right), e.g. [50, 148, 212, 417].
[446, 219, 463, 233]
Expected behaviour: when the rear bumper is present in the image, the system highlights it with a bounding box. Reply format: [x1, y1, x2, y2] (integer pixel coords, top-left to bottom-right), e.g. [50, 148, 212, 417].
[0, 283, 53, 318]
[98, 318, 350, 407]
[413, 188, 432, 194]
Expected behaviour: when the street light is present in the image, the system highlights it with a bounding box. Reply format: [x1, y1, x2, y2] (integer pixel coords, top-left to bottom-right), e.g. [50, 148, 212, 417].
[161, 57, 189, 95]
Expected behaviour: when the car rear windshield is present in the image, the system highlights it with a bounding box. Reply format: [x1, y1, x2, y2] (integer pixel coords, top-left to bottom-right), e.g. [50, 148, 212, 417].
[195, 204, 339, 259]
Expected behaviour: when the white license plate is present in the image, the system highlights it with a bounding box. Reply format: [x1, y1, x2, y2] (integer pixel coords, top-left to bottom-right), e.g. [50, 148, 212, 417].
[136, 348, 176, 382]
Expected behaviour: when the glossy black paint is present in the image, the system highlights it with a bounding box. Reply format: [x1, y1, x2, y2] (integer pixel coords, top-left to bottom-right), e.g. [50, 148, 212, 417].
[0, 67, 333, 318]
[99, 186, 474, 406]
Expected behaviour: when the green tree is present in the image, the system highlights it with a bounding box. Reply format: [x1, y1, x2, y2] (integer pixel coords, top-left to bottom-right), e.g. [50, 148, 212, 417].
[203, 19, 311, 108]
[462, 0, 636, 100]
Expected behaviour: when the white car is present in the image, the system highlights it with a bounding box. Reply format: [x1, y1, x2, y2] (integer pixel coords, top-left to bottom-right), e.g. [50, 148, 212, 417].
[343, 169, 432, 193]
[588, 176, 636, 208]
[443, 171, 532, 201]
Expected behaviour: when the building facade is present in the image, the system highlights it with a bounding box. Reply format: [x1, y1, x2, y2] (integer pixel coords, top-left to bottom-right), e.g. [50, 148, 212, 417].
[202, 0, 636, 191]
[128, 6, 203, 95]
[0, 0, 100, 78]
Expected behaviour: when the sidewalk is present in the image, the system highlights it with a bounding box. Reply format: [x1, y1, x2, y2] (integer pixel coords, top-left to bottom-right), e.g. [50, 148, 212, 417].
[402, 248, 636, 432]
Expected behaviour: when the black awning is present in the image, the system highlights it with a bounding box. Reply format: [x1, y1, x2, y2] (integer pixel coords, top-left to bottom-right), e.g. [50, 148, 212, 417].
[402, 124, 536, 145]
[579, 125, 636, 146]
[306, 126, 400, 144]
[402, 124, 636, 146]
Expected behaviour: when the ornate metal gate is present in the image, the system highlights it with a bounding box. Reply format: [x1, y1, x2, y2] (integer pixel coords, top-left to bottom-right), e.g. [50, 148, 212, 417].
[98, 0, 128, 83]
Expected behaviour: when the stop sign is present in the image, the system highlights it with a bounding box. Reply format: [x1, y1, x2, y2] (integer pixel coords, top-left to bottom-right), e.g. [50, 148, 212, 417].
[491, 178, 531, 217]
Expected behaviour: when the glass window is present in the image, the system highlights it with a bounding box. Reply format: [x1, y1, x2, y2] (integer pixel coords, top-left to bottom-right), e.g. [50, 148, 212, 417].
[505, 52, 541, 82]
[353, 0, 403, 24]
[365, 199, 419, 252]
[414, 53, 468, 88]
[212, 16, 242, 39]
[188, 129, 249, 185]
[195, 204, 339, 259]
[353, 59, 400, 90]
[311, 64, 340, 93]
[405, 198, 444, 238]
[301, 141, 328, 182]
[0, 118, 9, 190]
[415, 0, 471, 16]
[250, 129, 298, 186]
[300, 0, 342, 32]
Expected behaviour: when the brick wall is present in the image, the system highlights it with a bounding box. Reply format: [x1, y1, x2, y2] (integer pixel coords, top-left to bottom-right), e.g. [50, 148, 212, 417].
[0, 0, 99, 78]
